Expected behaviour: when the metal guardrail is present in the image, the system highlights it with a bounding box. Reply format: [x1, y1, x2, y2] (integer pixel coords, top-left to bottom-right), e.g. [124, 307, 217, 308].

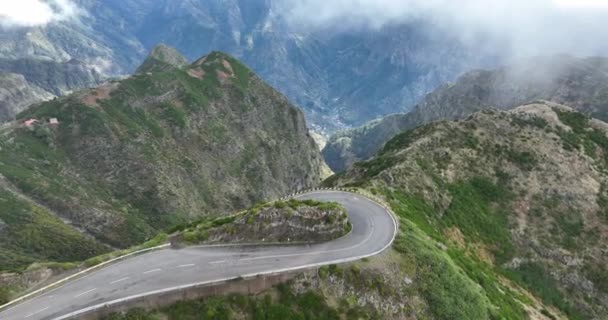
[0, 187, 398, 318]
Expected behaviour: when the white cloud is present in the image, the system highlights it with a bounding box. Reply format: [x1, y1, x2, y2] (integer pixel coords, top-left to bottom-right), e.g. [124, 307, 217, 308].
[554, 0, 608, 8]
[0, 0, 79, 27]
[284, 0, 608, 58]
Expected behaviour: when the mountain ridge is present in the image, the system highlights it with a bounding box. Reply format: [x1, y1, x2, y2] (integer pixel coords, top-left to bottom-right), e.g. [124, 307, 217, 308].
[0, 49, 323, 272]
[0, 0, 501, 130]
[324, 102, 608, 319]
[324, 55, 608, 172]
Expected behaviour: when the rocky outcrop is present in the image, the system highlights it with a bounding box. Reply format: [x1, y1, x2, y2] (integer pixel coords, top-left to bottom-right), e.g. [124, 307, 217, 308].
[203, 201, 350, 244]
[136, 44, 189, 74]
[0, 73, 53, 121]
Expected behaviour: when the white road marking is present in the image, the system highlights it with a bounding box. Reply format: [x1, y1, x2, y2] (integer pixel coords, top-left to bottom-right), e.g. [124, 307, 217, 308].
[110, 277, 129, 284]
[1, 192, 394, 320]
[24, 307, 48, 318]
[177, 264, 195, 268]
[208, 260, 225, 264]
[240, 220, 375, 262]
[143, 268, 162, 274]
[74, 288, 96, 298]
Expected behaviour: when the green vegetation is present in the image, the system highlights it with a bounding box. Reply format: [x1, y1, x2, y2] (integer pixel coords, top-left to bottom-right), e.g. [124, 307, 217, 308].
[555, 109, 588, 133]
[321, 106, 608, 318]
[448, 249, 529, 320]
[381, 124, 435, 155]
[504, 263, 585, 320]
[554, 108, 608, 164]
[175, 199, 347, 245]
[0, 287, 10, 305]
[597, 183, 608, 221]
[276, 198, 342, 211]
[0, 189, 108, 272]
[83, 233, 168, 267]
[444, 177, 515, 262]
[162, 103, 187, 128]
[505, 150, 537, 171]
[583, 263, 608, 294]
[510, 114, 549, 129]
[224, 55, 252, 91]
[378, 185, 531, 320]
[319, 264, 394, 298]
[352, 155, 398, 181]
[104, 283, 374, 320]
[393, 219, 492, 320]
[0, 50, 321, 272]
[385, 176, 514, 263]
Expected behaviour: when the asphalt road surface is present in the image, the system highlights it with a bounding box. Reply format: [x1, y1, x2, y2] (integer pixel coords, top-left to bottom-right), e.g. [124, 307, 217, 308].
[0, 190, 397, 320]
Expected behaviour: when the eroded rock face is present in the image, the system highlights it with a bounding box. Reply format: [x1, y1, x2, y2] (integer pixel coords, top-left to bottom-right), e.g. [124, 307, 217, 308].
[174, 200, 350, 246]
[204, 202, 350, 244]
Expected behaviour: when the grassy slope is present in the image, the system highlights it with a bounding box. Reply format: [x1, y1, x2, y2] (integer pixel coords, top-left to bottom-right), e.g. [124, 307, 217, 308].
[325, 103, 608, 319]
[0, 51, 320, 272]
[104, 283, 377, 320]
[0, 188, 108, 272]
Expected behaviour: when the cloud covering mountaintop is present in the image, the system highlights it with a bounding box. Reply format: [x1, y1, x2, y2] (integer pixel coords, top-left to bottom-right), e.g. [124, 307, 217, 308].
[2, 0, 608, 58]
[285, 0, 608, 58]
[0, 0, 79, 27]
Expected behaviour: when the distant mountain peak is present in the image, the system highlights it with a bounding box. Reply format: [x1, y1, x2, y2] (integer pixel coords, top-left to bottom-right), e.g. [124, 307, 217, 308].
[135, 44, 188, 74]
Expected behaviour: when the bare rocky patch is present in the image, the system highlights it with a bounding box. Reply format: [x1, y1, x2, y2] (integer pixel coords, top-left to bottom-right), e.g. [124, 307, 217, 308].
[80, 82, 117, 107]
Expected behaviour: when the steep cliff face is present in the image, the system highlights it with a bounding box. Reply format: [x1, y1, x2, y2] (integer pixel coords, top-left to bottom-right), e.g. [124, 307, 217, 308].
[0, 73, 53, 121]
[0, 58, 103, 97]
[0, 50, 323, 271]
[324, 55, 608, 172]
[327, 103, 608, 319]
[0, 58, 103, 122]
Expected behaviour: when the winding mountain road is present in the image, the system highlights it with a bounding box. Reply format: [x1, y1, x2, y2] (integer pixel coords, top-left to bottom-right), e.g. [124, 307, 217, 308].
[0, 191, 397, 320]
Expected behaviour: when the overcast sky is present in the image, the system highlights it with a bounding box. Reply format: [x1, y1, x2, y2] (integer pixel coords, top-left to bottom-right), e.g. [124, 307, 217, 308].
[2, 0, 608, 58]
[0, 0, 78, 27]
[285, 0, 608, 58]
